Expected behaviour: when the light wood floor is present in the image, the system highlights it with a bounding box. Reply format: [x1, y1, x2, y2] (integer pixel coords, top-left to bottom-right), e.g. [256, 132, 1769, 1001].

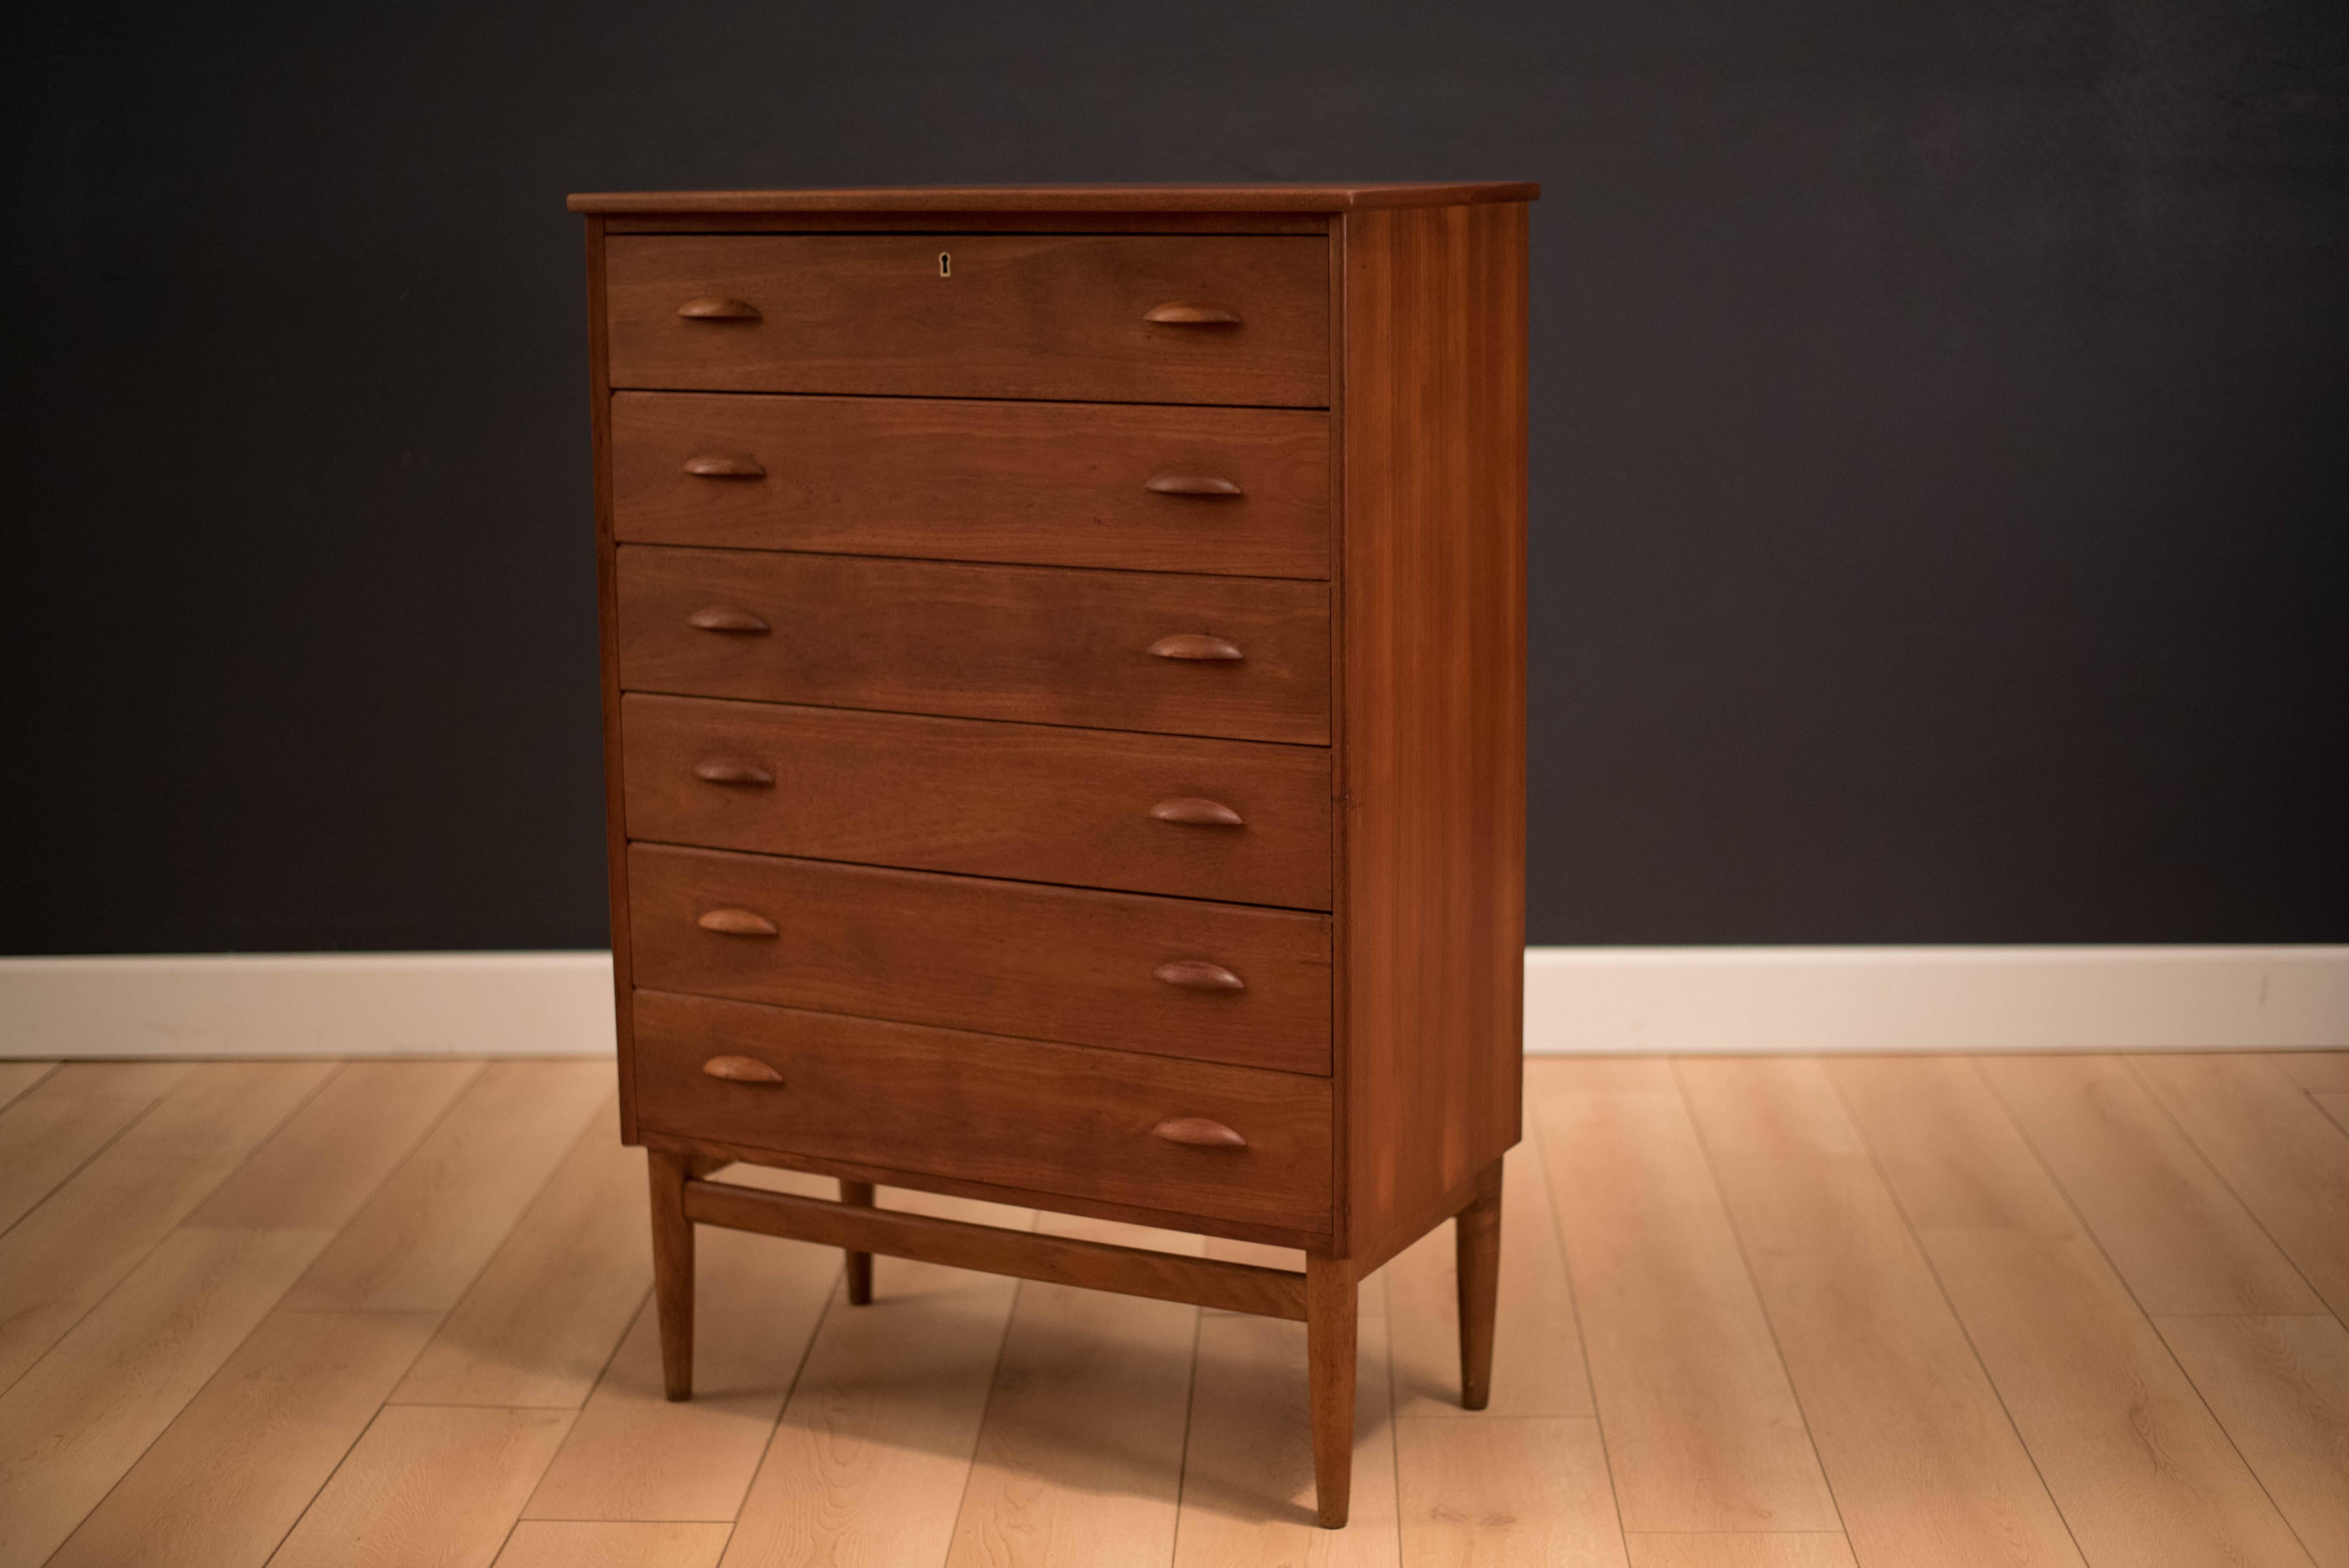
[1, 1053, 2345, 1568]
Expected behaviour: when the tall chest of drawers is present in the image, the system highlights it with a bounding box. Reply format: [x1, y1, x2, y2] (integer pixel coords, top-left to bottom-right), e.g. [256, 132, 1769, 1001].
[570, 183, 1533, 1526]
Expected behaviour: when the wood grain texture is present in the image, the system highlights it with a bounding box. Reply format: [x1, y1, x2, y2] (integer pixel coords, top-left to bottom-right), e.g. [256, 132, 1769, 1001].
[2132, 1053, 2349, 1319]
[525, 1168, 837, 1522]
[1921, 1230, 2316, 1568]
[1530, 1059, 1834, 1533]
[1624, 1535, 1858, 1568]
[1336, 200, 1526, 1260]
[1832, 1079, 2311, 1568]
[2271, 1052, 2349, 1091]
[281, 1060, 612, 1311]
[1451, 1160, 1503, 1412]
[264, 1405, 573, 1568]
[1839, 1063, 2312, 1568]
[1174, 1307, 1399, 1566]
[839, 1177, 875, 1305]
[608, 210, 1335, 235]
[1306, 1253, 1359, 1527]
[1821, 1056, 2072, 1235]
[1979, 1053, 2321, 1313]
[0, 1060, 193, 1233]
[495, 1522, 731, 1568]
[0, 1227, 331, 1568]
[1207, 1234, 1311, 1272]
[718, 1191, 1029, 1568]
[1677, 1058, 2086, 1568]
[649, 1148, 694, 1400]
[47, 1309, 439, 1568]
[623, 694, 1332, 910]
[571, 183, 1540, 213]
[588, 213, 639, 1146]
[2158, 1313, 2349, 1568]
[22, 1043, 2349, 1562]
[576, 189, 1534, 1537]
[646, 1126, 1324, 1250]
[188, 1059, 483, 1229]
[613, 392, 1330, 577]
[617, 544, 1331, 745]
[607, 233, 1328, 405]
[1394, 1418, 1627, 1568]
[634, 981, 1334, 1239]
[629, 845, 1331, 1075]
[0, 1062, 54, 1113]
[0, 1061, 331, 1389]
[1388, 1131, 1591, 1418]
[684, 1175, 1309, 1316]
[1198, 1238, 1396, 1324]
[636, 988, 1329, 1233]
[943, 1212, 1199, 1568]
[390, 1098, 650, 1407]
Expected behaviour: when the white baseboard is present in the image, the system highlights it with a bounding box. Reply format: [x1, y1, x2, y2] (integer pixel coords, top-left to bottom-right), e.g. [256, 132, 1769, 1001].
[0, 952, 616, 1059]
[2, 946, 2342, 1060]
[1525, 944, 2349, 1053]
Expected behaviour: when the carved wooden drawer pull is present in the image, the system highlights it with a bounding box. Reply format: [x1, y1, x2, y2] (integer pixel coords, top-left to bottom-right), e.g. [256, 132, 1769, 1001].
[1148, 633, 1243, 662]
[677, 296, 761, 320]
[1151, 1116, 1249, 1148]
[702, 1055, 784, 1085]
[1144, 472, 1244, 497]
[683, 453, 766, 478]
[697, 908, 778, 938]
[1154, 960, 1246, 992]
[1144, 301, 1242, 325]
[693, 759, 774, 788]
[687, 606, 770, 634]
[1150, 797, 1244, 828]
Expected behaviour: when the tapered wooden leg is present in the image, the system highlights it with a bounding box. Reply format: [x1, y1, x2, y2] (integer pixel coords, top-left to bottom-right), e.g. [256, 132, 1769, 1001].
[1305, 1251, 1357, 1529]
[1456, 1156, 1504, 1411]
[839, 1179, 876, 1304]
[647, 1149, 695, 1401]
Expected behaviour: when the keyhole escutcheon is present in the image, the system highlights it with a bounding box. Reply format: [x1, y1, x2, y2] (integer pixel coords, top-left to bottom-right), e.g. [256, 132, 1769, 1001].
[939, 252, 951, 277]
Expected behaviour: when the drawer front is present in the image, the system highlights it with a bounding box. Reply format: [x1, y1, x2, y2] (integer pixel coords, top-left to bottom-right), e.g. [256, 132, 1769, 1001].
[623, 695, 1333, 910]
[617, 546, 1330, 746]
[606, 234, 1328, 407]
[612, 393, 1329, 579]
[629, 844, 1331, 1074]
[633, 989, 1333, 1233]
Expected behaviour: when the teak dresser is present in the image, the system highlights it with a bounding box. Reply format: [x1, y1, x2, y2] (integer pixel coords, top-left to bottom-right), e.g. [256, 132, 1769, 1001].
[568, 182, 1532, 1527]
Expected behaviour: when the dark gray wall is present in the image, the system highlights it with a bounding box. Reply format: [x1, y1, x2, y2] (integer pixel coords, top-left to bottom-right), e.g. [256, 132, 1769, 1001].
[4, 0, 2343, 953]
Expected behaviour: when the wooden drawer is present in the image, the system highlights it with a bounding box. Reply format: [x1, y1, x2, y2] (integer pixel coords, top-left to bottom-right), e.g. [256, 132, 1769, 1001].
[611, 393, 1329, 579]
[616, 546, 1330, 746]
[633, 989, 1333, 1233]
[623, 695, 1332, 910]
[605, 234, 1328, 406]
[629, 844, 1331, 1074]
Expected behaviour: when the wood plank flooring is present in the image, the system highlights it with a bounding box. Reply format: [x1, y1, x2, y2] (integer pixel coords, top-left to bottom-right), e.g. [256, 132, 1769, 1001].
[0, 1051, 2342, 1568]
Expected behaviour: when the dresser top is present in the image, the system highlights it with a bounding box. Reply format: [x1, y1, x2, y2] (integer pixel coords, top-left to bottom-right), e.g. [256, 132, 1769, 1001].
[567, 182, 1537, 215]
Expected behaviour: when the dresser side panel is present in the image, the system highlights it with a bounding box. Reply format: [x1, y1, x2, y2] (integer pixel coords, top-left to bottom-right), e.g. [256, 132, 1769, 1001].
[1337, 202, 1529, 1258]
[586, 215, 640, 1144]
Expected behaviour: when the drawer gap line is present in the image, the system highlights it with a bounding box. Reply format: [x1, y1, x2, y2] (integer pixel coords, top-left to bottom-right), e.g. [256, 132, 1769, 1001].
[616, 538, 1331, 584]
[611, 537, 1331, 585]
[605, 385, 1331, 413]
[613, 687, 1333, 750]
[623, 837, 1337, 917]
